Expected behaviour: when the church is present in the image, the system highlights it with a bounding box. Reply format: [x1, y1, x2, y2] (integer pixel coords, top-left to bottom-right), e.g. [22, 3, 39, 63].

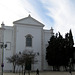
[0, 15, 54, 72]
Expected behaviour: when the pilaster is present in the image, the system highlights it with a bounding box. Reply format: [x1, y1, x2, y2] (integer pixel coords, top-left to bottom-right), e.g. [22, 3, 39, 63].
[41, 28, 44, 71]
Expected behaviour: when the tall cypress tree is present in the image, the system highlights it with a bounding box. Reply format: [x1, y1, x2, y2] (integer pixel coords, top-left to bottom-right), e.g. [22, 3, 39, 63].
[69, 29, 74, 47]
[64, 29, 74, 65]
[68, 29, 74, 60]
[46, 35, 56, 66]
[46, 32, 65, 70]
[46, 30, 74, 70]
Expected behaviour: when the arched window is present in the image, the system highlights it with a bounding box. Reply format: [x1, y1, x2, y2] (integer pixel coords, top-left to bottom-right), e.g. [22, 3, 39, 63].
[26, 34, 32, 47]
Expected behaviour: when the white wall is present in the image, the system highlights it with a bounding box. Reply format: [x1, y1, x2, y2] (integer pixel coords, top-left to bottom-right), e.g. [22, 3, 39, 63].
[3, 25, 53, 71]
[14, 24, 43, 70]
[4, 26, 13, 71]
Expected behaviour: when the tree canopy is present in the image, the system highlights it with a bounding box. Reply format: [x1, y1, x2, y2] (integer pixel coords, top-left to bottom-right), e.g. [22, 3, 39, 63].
[6, 50, 37, 74]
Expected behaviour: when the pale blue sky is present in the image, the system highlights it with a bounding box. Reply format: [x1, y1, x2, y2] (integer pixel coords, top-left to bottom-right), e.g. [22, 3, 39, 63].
[0, 0, 75, 43]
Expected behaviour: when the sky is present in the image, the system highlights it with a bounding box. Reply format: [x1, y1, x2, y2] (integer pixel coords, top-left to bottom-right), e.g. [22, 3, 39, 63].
[0, 0, 75, 44]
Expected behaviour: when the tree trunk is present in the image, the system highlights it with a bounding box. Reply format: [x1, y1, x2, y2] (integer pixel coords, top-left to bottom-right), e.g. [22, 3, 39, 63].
[24, 65, 26, 75]
[28, 70, 30, 75]
[19, 68, 20, 75]
[53, 66, 56, 71]
[13, 65, 15, 73]
[22, 65, 23, 75]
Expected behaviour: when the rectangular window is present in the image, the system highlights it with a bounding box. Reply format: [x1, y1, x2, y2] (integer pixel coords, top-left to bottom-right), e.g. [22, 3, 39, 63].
[6, 42, 11, 50]
[26, 37, 32, 47]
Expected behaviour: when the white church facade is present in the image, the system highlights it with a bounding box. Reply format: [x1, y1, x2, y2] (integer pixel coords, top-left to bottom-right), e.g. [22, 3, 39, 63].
[0, 15, 54, 72]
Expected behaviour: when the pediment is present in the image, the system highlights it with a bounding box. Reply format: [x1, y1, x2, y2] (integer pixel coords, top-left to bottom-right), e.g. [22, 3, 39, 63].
[13, 15, 44, 27]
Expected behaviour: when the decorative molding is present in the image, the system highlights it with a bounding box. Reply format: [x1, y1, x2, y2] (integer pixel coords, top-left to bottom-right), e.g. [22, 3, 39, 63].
[25, 34, 33, 38]
[13, 25, 16, 54]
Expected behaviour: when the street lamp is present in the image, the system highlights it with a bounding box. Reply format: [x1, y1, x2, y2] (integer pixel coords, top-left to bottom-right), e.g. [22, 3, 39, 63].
[0, 42, 7, 75]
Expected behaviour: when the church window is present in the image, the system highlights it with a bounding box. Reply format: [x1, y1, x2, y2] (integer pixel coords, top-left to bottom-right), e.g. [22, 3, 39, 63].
[26, 34, 32, 47]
